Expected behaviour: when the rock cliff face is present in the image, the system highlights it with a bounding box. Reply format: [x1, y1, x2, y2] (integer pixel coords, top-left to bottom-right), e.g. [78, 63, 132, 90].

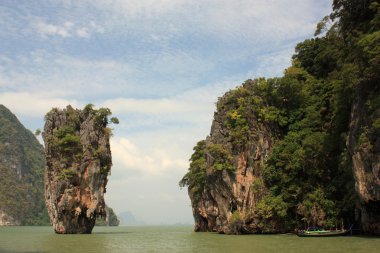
[184, 86, 277, 234]
[347, 99, 380, 235]
[43, 105, 114, 234]
[192, 130, 274, 234]
[0, 105, 48, 226]
[183, 79, 379, 235]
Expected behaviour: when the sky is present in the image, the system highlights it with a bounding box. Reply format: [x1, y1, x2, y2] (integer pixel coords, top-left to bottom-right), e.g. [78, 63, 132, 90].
[0, 0, 332, 225]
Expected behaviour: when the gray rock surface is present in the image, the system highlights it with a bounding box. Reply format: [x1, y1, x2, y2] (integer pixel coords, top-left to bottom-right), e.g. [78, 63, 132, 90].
[190, 91, 276, 234]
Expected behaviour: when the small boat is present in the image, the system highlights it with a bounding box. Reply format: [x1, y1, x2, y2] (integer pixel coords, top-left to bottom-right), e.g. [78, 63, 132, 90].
[297, 226, 351, 237]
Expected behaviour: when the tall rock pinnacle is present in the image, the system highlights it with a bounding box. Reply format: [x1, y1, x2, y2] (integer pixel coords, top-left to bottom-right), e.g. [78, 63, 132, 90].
[43, 105, 117, 234]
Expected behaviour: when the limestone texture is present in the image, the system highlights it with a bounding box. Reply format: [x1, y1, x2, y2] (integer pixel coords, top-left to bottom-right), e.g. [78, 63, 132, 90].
[43, 105, 113, 234]
[347, 100, 380, 235]
[187, 90, 277, 234]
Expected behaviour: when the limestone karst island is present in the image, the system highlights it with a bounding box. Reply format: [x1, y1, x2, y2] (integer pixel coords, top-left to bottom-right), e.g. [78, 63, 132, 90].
[0, 0, 380, 252]
[179, 0, 380, 235]
[43, 105, 118, 234]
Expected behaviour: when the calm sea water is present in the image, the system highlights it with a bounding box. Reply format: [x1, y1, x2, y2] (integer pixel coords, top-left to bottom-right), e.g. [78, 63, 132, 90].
[0, 226, 379, 253]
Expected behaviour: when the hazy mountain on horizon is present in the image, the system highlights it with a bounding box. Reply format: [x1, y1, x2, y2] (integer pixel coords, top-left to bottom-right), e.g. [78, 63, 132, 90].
[118, 211, 146, 226]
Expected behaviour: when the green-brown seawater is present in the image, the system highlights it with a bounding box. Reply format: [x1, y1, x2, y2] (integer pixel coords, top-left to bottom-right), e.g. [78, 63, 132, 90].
[0, 226, 379, 253]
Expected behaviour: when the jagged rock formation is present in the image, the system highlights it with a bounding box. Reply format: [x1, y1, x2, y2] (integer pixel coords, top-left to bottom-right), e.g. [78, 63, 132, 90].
[181, 84, 278, 234]
[347, 99, 380, 234]
[0, 105, 48, 226]
[192, 121, 274, 233]
[43, 105, 117, 234]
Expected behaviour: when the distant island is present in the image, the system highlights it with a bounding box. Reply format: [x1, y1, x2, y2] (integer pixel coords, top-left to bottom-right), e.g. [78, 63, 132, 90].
[118, 211, 145, 226]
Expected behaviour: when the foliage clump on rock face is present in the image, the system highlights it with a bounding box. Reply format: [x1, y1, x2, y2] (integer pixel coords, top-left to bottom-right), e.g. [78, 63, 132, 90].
[228, 210, 244, 234]
[207, 143, 234, 172]
[179, 140, 235, 203]
[45, 104, 119, 181]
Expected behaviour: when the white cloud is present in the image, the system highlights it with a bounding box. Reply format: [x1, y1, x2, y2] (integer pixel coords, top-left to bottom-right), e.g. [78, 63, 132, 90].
[88, 21, 105, 33]
[80, 0, 330, 45]
[34, 19, 103, 39]
[1, 48, 224, 103]
[35, 20, 73, 38]
[106, 130, 197, 224]
[111, 137, 188, 176]
[0, 92, 80, 117]
[149, 51, 215, 77]
[102, 0, 188, 16]
[0, 51, 134, 98]
[102, 97, 203, 115]
[76, 27, 89, 38]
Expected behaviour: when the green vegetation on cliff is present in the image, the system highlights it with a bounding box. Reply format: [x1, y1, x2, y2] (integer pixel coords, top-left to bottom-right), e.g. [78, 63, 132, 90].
[180, 140, 207, 202]
[181, 0, 379, 232]
[0, 105, 49, 225]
